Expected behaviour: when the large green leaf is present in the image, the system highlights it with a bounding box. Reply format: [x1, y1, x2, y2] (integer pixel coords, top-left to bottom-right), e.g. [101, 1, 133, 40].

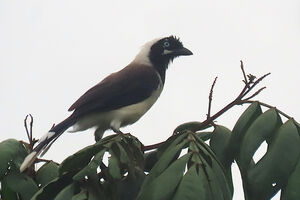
[209, 125, 232, 167]
[137, 153, 192, 200]
[140, 137, 188, 191]
[54, 183, 77, 200]
[31, 173, 74, 200]
[36, 161, 59, 187]
[172, 164, 207, 200]
[1, 177, 18, 200]
[73, 149, 106, 181]
[226, 102, 262, 161]
[59, 134, 118, 175]
[2, 171, 39, 200]
[0, 139, 28, 179]
[281, 157, 300, 200]
[238, 108, 282, 171]
[247, 119, 300, 199]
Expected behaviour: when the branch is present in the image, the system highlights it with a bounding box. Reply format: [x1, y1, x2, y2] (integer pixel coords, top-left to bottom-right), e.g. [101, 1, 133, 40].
[143, 61, 270, 151]
[207, 77, 218, 119]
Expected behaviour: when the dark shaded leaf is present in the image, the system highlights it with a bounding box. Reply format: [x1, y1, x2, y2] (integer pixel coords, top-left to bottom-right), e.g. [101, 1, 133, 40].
[144, 150, 158, 172]
[31, 173, 74, 200]
[0, 177, 18, 200]
[172, 164, 207, 200]
[281, 158, 300, 200]
[0, 139, 28, 179]
[3, 171, 39, 200]
[137, 153, 192, 200]
[36, 161, 59, 187]
[209, 125, 232, 167]
[226, 102, 262, 161]
[73, 149, 106, 181]
[248, 119, 300, 199]
[59, 135, 117, 175]
[54, 183, 78, 200]
[238, 108, 282, 171]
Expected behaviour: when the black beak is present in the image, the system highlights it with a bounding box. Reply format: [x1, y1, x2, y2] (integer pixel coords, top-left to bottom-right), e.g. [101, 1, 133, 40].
[172, 47, 193, 56]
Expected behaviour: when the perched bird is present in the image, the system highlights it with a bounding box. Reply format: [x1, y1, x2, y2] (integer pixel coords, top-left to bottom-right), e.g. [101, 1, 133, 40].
[20, 36, 192, 172]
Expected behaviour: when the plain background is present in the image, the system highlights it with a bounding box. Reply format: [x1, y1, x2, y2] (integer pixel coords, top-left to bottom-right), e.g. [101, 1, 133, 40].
[1, 1, 300, 199]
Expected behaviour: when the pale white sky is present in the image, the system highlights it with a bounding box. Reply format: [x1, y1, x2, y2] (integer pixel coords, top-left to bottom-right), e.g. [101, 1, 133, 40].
[1, 0, 300, 199]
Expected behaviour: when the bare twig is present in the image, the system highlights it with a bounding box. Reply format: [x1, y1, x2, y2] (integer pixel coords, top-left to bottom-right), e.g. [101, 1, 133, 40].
[29, 114, 33, 142]
[24, 115, 31, 143]
[242, 87, 266, 101]
[207, 77, 218, 119]
[240, 60, 248, 84]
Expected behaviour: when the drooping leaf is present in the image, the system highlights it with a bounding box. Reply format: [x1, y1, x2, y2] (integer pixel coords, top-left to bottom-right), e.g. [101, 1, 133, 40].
[226, 102, 262, 161]
[238, 108, 282, 170]
[137, 153, 192, 200]
[73, 149, 106, 181]
[281, 157, 300, 200]
[140, 137, 188, 191]
[116, 168, 146, 200]
[108, 149, 122, 179]
[209, 125, 232, 167]
[172, 164, 207, 200]
[36, 161, 59, 187]
[0, 139, 28, 179]
[144, 150, 158, 172]
[54, 183, 78, 200]
[2, 171, 39, 200]
[247, 119, 300, 199]
[0, 177, 18, 200]
[31, 173, 74, 200]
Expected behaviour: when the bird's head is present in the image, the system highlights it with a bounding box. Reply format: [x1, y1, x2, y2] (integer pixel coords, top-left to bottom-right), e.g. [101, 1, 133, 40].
[133, 36, 193, 70]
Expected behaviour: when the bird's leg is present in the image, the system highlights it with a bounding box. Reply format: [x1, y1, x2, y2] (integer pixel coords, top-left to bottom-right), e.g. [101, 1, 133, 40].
[111, 127, 125, 135]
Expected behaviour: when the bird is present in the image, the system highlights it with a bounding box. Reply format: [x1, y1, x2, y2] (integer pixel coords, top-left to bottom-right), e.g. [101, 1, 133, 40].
[20, 35, 193, 172]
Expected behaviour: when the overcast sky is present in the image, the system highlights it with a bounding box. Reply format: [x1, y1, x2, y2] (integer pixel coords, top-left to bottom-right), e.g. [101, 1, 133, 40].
[1, 0, 300, 199]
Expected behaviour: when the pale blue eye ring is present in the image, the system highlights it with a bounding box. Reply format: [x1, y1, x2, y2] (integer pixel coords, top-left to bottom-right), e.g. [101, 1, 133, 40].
[163, 41, 170, 48]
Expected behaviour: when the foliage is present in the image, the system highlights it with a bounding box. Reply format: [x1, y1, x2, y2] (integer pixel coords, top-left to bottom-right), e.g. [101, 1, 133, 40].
[0, 103, 300, 200]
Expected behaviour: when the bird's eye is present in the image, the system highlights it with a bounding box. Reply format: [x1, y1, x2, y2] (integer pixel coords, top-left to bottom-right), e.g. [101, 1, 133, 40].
[163, 41, 170, 48]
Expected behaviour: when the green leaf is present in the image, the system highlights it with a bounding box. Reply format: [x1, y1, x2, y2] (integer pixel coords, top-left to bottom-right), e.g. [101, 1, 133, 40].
[31, 173, 73, 200]
[247, 119, 300, 199]
[54, 183, 77, 200]
[137, 153, 192, 200]
[172, 164, 207, 200]
[0, 139, 28, 179]
[141, 138, 188, 191]
[2, 171, 39, 200]
[72, 190, 88, 200]
[281, 158, 300, 200]
[209, 125, 232, 167]
[226, 102, 262, 161]
[59, 134, 118, 174]
[195, 131, 212, 141]
[144, 150, 158, 172]
[173, 121, 211, 134]
[0, 177, 18, 200]
[238, 108, 282, 170]
[117, 168, 146, 200]
[36, 161, 59, 187]
[73, 149, 106, 181]
[108, 150, 122, 179]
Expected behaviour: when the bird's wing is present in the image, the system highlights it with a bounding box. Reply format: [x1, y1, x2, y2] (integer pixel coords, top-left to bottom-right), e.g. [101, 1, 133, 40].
[68, 64, 161, 117]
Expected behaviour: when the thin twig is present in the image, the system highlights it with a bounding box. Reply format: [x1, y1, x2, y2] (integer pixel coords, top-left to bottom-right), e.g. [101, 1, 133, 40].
[240, 60, 248, 84]
[207, 77, 218, 119]
[243, 87, 266, 101]
[29, 114, 33, 143]
[24, 115, 30, 142]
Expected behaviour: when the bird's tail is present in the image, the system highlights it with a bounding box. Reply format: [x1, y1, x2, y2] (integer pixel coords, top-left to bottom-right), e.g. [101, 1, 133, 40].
[20, 116, 76, 172]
